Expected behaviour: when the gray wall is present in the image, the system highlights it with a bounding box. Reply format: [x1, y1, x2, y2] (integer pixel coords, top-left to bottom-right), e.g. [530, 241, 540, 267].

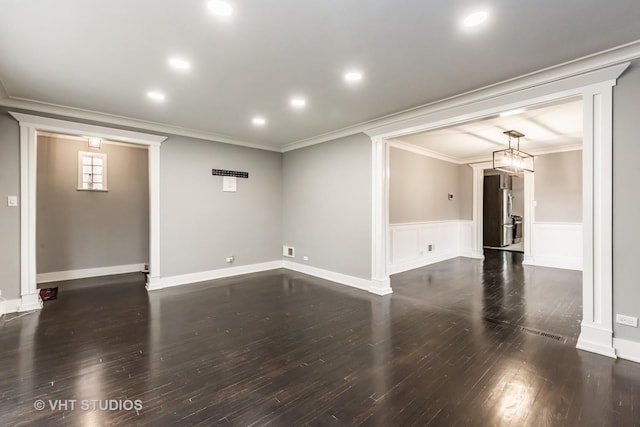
[0, 109, 20, 299]
[613, 59, 640, 341]
[0, 108, 283, 300]
[389, 147, 472, 223]
[36, 136, 149, 273]
[534, 150, 582, 222]
[282, 133, 371, 280]
[160, 136, 282, 276]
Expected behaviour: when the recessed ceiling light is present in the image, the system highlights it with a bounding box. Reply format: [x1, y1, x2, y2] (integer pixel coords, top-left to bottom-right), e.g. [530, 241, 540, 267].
[344, 71, 363, 82]
[208, 0, 233, 17]
[500, 108, 525, 117]
[169, 57, 191, 70]
[290, 97, 306, 108]
[463, 11, 488, 27]
[252, 117, 266, 126]
[147, 91, 166, 102]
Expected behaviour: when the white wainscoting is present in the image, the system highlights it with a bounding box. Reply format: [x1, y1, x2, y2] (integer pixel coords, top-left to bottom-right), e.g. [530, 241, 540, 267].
[389, 221, 475, 275]
[525, 222, 583, 271]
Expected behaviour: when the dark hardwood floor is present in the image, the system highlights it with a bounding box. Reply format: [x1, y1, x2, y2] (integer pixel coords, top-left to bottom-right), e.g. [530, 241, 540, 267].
[1, 254, 639, 426]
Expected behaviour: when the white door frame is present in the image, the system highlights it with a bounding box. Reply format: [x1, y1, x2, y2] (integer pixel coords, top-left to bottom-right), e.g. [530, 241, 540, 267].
[367, 62, 629, 359]
[9, 112, 166, 312]
[469, 162, 535, 260]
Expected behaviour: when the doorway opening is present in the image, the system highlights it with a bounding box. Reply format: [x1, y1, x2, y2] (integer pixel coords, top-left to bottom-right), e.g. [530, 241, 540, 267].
[369, 62, 627, 358]
[10, 112, 165, 313]
[385, 98, 584, 342]
[35, 132, 150, 294]
[482, 172, 524, 253]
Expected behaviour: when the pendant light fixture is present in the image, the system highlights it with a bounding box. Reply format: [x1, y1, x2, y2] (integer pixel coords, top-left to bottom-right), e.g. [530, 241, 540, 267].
[493, 130, 534, 175]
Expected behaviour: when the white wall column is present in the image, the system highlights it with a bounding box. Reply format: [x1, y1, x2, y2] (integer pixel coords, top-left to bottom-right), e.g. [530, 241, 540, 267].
[576, 82, 616, 357]
[18, 124, 42, 312]
[370, 137, 392, 295]
[470, 162, 490, 259]
[522, 172, 535, 263]
[146, 143, 162, 289]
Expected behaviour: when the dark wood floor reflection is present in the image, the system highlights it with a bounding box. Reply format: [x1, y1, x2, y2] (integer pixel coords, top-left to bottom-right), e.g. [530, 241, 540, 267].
[392, 250, 583, 342]
[1, 257, 639, 426]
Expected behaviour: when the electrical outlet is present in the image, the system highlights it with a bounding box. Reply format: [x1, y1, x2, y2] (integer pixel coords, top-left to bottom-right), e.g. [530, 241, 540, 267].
[226, 256, 235, 263]
[616, 314, 638, 327]
[427, 244, 434, 252]
[303, 256, 309, 261]
[7, 196, 18, 207]
[283, 246, 295, 258]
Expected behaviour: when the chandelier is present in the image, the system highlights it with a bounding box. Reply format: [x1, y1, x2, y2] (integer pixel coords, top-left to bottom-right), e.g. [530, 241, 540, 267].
[493, 130, 534, 174]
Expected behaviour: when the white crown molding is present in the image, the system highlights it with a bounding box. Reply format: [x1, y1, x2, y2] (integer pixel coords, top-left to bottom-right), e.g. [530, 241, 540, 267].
[0, 96, 282, 153]
[282, 40, 640, 152]
[390, 139, 583, 164]
[388, 140, 461, 163]
[2, 41, 639, 154]
[9, 112, 167, 146]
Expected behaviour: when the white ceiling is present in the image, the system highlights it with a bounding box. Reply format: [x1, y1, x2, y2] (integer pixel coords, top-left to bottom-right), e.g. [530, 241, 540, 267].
[0, 1, 639, 150]
[393, 98, 583, 164]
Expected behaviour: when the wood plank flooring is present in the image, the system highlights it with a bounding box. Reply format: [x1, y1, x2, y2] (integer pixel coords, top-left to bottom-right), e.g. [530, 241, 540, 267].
[0, 253, 639, 426]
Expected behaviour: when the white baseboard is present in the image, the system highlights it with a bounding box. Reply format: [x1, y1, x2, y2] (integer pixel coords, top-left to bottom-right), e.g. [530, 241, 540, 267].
[283, 261, 391, 295]
[614, 338, 640, 364]
[523, 255, 582, 271]
[0, 298, 21, 316]
[577, 323, 616, 358]
[37, 263, 147, 284]
[151, 261, 284, 291]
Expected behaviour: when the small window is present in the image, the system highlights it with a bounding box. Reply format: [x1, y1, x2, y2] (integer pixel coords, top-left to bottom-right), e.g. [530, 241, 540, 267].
[77, 151, 108, 191]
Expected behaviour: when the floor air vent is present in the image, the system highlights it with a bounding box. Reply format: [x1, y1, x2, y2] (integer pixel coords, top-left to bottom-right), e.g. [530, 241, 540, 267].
[521, 327, 567, 343]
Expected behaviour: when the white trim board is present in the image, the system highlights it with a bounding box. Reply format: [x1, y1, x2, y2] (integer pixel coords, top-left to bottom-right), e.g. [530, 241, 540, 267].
[149, 259, 393, 296]
[37, 264, 147, 284]
[0, 298, 21, 316]
[150, 261, 284, 291]
[283, 261, 392, 296]
[613, 338, 640, 364]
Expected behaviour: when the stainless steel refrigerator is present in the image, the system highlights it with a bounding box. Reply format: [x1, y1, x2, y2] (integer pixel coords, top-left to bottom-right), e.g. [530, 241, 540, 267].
[483, 174, 513, 247]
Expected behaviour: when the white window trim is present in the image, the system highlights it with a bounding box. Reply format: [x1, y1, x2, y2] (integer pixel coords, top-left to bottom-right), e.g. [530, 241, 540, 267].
[77, 151, 108, 191]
